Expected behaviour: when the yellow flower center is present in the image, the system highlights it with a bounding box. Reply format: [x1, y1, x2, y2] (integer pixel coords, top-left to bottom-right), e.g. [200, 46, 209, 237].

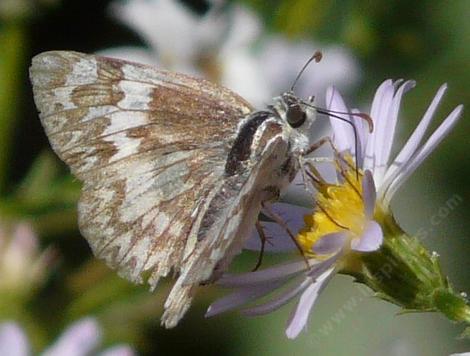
[297, 159, 367, 256]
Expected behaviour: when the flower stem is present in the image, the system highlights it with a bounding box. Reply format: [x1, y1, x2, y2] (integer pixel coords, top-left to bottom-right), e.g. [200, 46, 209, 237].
[342, 211, 470, 327]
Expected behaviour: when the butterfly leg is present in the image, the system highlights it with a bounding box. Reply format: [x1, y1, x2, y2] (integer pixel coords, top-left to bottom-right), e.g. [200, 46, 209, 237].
[261, 203, 310, 267]
[303, 135, 361, 178]
[302, 136, 334, 156]
[252, 221, 268, 271]
[302, 136, 348, 165]
[297, 136, 335, 193]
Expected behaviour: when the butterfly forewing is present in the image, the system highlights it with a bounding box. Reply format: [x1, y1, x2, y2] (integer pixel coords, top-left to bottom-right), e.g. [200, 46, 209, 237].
[30, 51, 253, 286]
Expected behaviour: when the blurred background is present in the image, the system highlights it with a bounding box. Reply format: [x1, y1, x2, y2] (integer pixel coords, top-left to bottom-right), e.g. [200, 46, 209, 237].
[0, 0, 468, 355]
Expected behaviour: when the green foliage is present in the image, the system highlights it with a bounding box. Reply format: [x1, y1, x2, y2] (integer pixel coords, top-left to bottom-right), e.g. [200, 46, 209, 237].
[0, 24, 27, 193]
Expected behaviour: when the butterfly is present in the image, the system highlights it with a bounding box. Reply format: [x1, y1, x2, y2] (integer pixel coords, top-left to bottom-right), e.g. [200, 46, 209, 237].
[29, 51, 318, 327]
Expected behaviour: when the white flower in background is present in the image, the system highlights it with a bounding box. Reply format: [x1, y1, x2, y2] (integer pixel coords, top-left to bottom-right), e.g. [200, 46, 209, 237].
[0, 318, 135, 356]
[101, 0, 359, 107]
[0, 222, 55, 298]
[207, 80, 463, 338]
[259, 37, 360, 107]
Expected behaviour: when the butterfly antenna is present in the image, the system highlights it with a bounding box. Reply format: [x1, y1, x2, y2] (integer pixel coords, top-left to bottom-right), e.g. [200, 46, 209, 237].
[290, 51, 323, 92]
[302, 101, 373, 178]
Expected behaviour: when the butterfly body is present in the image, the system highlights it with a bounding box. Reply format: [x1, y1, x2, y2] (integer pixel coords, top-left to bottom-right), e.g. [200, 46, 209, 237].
[30, 51, 315, 327]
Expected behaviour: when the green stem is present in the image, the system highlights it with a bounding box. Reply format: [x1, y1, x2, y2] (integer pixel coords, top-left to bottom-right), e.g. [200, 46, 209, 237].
[342, 211, 470, 327]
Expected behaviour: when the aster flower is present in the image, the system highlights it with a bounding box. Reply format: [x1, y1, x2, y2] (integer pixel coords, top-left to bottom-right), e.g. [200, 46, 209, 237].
[207, 165, 383, 338]
[101, 0, 359, 107]
[207, 80, 468, 338]
[0, 317, 135, 356]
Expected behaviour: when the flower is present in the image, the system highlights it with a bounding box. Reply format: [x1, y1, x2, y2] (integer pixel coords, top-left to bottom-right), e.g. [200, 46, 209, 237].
[0, 222, 55, 300]
[207, 80, 466, 338]
[207, 159, 383, 338]
[0, 318, 135, 356]
[326, 80, 463, 207]
[101, 0, 359, 107]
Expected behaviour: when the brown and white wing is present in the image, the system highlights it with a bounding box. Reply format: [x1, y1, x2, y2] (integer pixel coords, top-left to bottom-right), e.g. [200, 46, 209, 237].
[30, 51, 253, 288]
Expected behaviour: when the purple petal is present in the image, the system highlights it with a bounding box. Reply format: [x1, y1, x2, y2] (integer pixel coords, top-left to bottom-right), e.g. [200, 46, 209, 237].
[364, 80, 394, 172]
[0, 322, 30, 356]
[242, 277, 310, 316]
[383, 104, 463, 204]
[372, 82, 396, 148]
[268, 202, 309, 223]
[42, 318, 101, 356]
[311, 232, 346, 254]
[351, 221, 383, 252]
[380, 84, 447, 195]
[241, 254, 341, 316]
[362, 170, 376, 219]
[285, 268, 336, 339]
[244, 203, 310, 253]
[392, 79, 404, 89]
[351, 108, 366, 167]
[217, 260, 307, 287]
[325, 86, 355, 153]
[375, 80, 416, 183]
[206, 280, 285, 317]
[245, 222, 297, 252]
[306, 253, 341, 278]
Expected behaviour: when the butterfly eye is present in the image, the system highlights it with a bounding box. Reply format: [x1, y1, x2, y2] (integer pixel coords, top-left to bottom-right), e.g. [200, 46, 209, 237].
[286, 104, 306, 128]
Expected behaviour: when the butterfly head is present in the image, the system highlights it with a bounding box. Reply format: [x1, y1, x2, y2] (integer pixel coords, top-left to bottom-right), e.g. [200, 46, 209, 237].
[272, 91, 316, 132]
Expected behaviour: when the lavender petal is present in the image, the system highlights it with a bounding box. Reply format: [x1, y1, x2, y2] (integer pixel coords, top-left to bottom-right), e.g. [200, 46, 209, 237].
[241, 277, 310, 316]
[351, 108, 366, 167]
[374, 80, 416, 183]
[364, 79, 394, 172]
[217, 260, 308, 287]
[244, 203, 310, 252]
[326, 86, 355, 153]
[206, 280, 285, 317]
[312, 232, 347, 254]
[362, 170, 376, 219]
[241, 253, 340, 316]
[285, 268, 336, 339]
[244, 222, 297, 252]
[351, 221, 383, 252]
[383, 104, 463, 204]
[382, 83, 447, 190]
